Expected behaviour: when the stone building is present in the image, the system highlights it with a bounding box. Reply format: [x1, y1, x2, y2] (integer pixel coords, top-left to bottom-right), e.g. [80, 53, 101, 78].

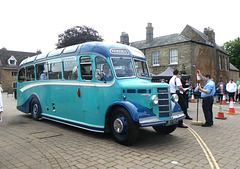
[0, 48, 36, 92]
[120, 23, 235, 86]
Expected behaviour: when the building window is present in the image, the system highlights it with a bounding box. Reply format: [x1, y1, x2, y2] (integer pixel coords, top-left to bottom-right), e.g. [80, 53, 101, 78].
[8, 55, 17, 65]
[225, 57, 228, 71]
[12, 72, 17, 76]
[13, 82, 17, 88]
[152, 51, 159, 66]
[219, 56, 222, 70]
[170, 49, 178, 64]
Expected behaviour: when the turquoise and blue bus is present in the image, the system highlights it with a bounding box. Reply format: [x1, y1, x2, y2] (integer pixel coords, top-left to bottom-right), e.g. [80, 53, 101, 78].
[17, 42, 184, 145]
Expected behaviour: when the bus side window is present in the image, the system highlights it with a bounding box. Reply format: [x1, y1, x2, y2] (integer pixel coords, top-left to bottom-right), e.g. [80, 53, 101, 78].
[48, 61, 62, 80]
[80, 56, 92, 80]
[36, 62, 48, 80]
[63, 58, 78, 80]
[26, 65, 35, 81]
[95, 57, 112, 81]
[18, 67, 26, 83]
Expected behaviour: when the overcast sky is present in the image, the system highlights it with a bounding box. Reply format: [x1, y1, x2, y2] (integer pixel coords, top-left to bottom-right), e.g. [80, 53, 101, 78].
[1, 0, 239, 53]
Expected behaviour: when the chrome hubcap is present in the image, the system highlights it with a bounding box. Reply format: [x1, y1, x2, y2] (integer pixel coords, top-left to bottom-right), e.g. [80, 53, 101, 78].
[33, 104, 38, 115]
[114, 118, 124, 133]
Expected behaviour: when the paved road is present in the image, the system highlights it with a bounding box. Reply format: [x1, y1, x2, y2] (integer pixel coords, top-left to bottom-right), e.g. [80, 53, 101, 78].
[0, 93, 240, 169]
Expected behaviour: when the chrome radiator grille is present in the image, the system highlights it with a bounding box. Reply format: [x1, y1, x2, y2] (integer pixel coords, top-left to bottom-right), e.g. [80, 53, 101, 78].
[157, 88, 170, 117]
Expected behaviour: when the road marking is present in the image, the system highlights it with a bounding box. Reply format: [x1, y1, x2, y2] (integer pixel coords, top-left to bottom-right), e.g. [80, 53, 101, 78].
[184, 123, 220, 169]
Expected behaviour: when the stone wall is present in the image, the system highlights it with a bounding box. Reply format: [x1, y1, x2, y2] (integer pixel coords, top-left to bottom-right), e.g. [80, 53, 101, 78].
[181, 26, 206, 44]
[141, 41, 232, 86]
[2, 69, 17, 92]
[142, 42, 193, 77]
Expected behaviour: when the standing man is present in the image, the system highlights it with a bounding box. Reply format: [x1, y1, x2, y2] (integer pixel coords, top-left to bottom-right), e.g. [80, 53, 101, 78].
[181, 75, 190, 109]
[169, 69, 192, 128]
[226, 79, 237, 102]
[197, 70, 215, 127]
[236, 78, 240, 102]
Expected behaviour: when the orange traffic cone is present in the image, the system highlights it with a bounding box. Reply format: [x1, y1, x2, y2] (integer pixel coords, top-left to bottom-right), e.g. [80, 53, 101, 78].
[222, 94, 226, 104]
[191, 93, 195, 102]
[226, 98, 238, 115]
[215, 101, 227, 119]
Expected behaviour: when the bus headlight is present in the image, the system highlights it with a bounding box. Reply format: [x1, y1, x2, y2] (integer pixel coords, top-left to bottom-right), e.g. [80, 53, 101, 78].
[171, 94, 179, 103]
[151, 95, 159, 105]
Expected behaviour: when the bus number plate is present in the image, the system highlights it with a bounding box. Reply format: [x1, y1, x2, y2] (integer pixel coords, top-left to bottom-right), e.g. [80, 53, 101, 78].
[166, 119, 178, 126]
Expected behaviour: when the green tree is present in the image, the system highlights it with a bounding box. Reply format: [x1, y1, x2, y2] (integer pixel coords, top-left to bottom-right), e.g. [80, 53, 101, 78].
[56, 26, 103, 49]
[221, 37, 240, 69]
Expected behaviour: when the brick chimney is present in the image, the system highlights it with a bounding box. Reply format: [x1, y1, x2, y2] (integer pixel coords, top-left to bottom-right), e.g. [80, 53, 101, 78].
[204, 27, 215, 44]
[120, 32, 129, 45]
[146, 23, 153, 44]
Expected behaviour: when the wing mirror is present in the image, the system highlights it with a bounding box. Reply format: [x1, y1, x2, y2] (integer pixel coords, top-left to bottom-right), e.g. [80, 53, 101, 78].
[95, 69, 101, 80]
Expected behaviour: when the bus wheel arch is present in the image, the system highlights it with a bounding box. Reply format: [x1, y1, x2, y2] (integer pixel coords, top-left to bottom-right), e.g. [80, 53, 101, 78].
[106, 105, 139, 145]
[30, 97, 42, 120]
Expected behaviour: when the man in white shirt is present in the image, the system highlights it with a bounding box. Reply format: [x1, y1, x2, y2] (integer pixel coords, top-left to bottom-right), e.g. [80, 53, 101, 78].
[169, 69, 192, 128]
[226, 79, 237, 102]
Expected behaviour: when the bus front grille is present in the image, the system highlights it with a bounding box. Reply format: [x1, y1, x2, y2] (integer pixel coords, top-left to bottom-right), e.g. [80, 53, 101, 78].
[157, 88, 170, 117]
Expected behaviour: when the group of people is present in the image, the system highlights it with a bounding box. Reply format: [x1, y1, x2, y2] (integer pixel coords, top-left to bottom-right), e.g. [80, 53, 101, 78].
[216, 78, 240, 103]
[169, 69, 215, 128]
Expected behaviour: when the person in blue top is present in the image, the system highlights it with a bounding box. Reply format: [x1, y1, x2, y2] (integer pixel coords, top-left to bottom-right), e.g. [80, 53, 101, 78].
[197, 70, 215, 127]
[40, 70, 48, 80]
[101, 64, 113, 81]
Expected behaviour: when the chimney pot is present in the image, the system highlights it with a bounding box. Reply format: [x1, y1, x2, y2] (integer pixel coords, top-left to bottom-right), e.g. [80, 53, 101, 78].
[146, 22, 153, 44]
[120, 32, 129, 45]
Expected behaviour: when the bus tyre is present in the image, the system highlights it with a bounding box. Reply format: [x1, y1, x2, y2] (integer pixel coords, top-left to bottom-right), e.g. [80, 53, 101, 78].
[31, 99, 41, 120]
[152, 125, 177, 135]
[110, 108, 139, 145]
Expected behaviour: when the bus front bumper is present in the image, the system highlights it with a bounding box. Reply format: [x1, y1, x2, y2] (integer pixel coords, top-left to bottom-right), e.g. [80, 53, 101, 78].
[139, 112, 185, 127]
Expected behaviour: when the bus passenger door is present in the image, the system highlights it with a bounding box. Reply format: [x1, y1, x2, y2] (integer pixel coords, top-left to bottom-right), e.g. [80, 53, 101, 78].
[79, 56, 101, 125]
[81, 56, 114, 127]
[61, 57, 83, 121]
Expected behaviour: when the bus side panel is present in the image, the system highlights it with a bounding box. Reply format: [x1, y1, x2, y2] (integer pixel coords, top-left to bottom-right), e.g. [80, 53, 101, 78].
[80, 84, 120, 127]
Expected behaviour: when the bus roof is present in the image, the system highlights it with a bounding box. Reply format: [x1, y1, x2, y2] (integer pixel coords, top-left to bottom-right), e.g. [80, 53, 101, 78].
[20, 42, 146, 67]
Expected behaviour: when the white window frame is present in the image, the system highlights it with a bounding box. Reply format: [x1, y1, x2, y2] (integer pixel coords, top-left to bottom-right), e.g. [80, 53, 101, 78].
[152, 51, 159, 66]
[8, 55, 17, 65]
[170, 49, 178, 65]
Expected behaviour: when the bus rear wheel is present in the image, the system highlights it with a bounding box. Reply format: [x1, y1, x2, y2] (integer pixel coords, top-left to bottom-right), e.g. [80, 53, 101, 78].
[31, 99, 41, 120]
[110, 108, 139, 145]
[152, 125, 177, 135]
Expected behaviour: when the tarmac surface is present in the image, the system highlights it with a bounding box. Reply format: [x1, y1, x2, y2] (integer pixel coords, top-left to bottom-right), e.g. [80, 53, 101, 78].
[0, 93, 240, 169]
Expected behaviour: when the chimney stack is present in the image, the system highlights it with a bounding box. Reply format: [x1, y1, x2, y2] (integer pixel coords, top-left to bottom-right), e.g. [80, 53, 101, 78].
[204, 27, 215, 44]
[146, 23, 153, 44]
[120, 32, 129, 45]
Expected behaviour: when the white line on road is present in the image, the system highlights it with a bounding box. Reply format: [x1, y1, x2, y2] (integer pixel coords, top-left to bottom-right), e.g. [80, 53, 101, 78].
[184, 123, 220, 169]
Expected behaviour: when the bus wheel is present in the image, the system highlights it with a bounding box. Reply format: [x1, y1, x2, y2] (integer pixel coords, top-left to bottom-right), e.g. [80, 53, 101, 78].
[152, 125, 177, 135]
[31, 99, 41, 120]
[110, 108, 139, 145]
